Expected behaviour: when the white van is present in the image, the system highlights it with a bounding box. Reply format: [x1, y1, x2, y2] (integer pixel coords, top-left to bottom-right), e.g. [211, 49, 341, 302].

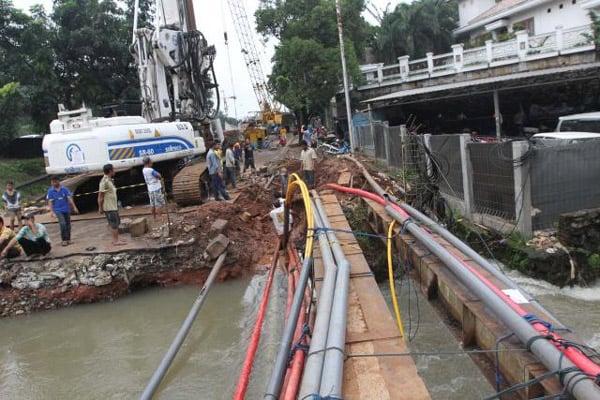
[531, 131, 600, 146]
[556, 112, 600, 133]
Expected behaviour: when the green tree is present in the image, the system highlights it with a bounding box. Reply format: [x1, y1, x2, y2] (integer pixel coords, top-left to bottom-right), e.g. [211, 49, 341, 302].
[256, 0, 368, 120]
[0, 82, 22, 142]
[0, 0, 57, 134]
[373, 0, 458, 63]
[51, 0, 140, 109]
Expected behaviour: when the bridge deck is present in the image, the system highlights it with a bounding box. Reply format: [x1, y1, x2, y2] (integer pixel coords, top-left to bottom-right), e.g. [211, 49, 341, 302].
[313, 193, 430, 400]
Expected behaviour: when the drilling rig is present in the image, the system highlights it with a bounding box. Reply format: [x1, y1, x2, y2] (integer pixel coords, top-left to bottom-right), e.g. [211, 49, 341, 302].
[42, 0, 220, 206]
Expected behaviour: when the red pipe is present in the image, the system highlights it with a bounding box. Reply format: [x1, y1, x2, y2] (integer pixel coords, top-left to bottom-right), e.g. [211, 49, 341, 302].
[326, 183, 600, 377]
[281, 246, 298, 395]
[234, 245, 280, 400]
[281, 248, 310, 400]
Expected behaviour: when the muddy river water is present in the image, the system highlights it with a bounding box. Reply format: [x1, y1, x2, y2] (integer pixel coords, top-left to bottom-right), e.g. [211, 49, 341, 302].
[0, 269, 598, 399]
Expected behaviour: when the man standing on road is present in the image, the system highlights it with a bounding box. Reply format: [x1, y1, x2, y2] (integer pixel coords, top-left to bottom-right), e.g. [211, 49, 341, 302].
[300, 140, 317, 188]
[207, 142, 230, 201]
[224, 142, 237, 189]
[243, 138, 256, 174]
[47, 176, 79, 246]
[98, 164, 126, 246]
[2, 181, 22, 232]
[142, 157, 165, 219]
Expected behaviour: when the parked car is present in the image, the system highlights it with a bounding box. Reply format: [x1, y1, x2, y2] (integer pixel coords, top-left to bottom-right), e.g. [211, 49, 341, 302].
[531, 131, 600, 146]
[556, 112, 600, 133]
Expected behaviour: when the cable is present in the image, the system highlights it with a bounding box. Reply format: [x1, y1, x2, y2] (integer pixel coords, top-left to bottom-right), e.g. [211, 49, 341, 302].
[387, 220, 406, 341]
[285, 173, 314, 260]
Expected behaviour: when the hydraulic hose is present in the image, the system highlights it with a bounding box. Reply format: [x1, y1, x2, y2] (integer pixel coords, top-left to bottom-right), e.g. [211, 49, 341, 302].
[387, 220, 406, 341]
[326, 184, 600, 400]
[234, 245, 280, 400]
[140, 252, 227, 400]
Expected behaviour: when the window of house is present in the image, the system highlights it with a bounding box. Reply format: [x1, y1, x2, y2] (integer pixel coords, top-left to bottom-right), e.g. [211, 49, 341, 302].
[513, 17, 534, 35]
[547, 8, 552, 13]
[559, 3, 564, 9]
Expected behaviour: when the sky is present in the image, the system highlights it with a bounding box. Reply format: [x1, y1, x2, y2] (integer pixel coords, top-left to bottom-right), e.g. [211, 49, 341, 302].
[17, 0, 406, 119]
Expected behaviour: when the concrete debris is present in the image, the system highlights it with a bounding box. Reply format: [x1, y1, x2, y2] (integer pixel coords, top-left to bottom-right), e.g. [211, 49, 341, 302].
[208, 219, 228, 239]
[129, 217, 148, 237]
[183, 224, 196, 233]
[205, 234, 230, 260]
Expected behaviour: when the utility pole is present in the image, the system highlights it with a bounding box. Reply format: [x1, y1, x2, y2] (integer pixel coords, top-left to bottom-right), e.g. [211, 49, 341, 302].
[335, 0, 355, 153]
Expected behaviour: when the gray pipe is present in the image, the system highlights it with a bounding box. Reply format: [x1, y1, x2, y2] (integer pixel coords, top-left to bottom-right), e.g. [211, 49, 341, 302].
[140, 252, 227, 400]
[312, 194, 350, 397]
[298, 210, 339, 398]
[385, 205, 600, 400]
[395, 199, 562, 323]
[264, 255, 313, 399]
[345, 154, 562, 326]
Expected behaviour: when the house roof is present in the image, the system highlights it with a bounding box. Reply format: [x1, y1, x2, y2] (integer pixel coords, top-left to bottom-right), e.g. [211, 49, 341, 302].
[469, 0, 530, 25]
[454, 0, 554, 35]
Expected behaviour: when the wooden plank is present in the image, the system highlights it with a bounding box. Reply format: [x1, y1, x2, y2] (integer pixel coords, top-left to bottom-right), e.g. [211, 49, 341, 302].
[338, 171, 352, 186]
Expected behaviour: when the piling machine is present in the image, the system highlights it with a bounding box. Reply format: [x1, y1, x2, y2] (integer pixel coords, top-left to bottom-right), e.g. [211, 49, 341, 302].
[42, 0, 220, 206]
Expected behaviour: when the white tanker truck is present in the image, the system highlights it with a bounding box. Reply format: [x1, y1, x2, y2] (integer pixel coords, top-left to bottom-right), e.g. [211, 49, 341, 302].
[42, 0, 220, 206]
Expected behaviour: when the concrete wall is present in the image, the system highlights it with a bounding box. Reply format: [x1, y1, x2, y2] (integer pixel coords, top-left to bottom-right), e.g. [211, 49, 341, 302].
[511, 0, 591, 34]
[459, 0, 591, 36]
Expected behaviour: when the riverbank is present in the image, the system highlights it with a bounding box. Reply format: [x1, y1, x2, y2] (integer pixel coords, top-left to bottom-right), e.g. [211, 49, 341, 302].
[0, 144, 294, 318]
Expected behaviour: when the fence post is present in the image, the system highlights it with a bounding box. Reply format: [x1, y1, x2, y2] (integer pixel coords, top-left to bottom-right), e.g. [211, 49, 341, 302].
[400, 124, 407, 168]
[368, 104, 375, 154]
[512, 141, 532, 238]
[377, 63, 384, 83]
[556, 26, 564, 53]
[398, 55, 410, 80]
[426, 52, 434, 75]
[485, 40, 493, 64]
[459, 134, 474, 218]
[452, 43, 464, 72]
[383, 121, 391, 167]
[516, 30, 528, 61]
[423, 133, 433, 177]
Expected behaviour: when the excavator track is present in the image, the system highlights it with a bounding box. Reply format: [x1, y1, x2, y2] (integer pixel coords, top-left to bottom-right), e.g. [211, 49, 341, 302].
[172, 160, 210, 206]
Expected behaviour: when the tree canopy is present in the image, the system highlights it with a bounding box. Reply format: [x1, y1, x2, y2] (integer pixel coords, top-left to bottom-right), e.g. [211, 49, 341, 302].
[0, 0, 153, 141]
[256, 0, 369, 121]
[371, 0, 459, 63]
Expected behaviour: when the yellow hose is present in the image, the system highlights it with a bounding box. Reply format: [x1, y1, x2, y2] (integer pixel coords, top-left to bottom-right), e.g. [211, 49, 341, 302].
[387, 220, 406, 341]
[285, 173, 314, 259]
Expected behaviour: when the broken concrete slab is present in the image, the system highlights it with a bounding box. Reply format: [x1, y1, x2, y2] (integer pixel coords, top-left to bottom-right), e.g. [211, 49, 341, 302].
[205, 234, 230, 260]
[208, 219, 228, 239]
[129, 217, 148, 237]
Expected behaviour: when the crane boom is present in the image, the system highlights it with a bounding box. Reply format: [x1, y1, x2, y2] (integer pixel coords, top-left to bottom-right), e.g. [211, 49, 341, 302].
[226, 0, 274, 114]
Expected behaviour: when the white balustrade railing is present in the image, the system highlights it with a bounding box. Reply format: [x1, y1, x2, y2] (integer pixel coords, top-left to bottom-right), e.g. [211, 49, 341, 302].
[528, 32, 557, 54]
[431, 53, 455, 73]
[408, 57, 428, 76]
[562, 25, 594, 48]
[491, 40, 518, 60]
[463, 47, 487, 67]
[360, 24, 595, 86]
